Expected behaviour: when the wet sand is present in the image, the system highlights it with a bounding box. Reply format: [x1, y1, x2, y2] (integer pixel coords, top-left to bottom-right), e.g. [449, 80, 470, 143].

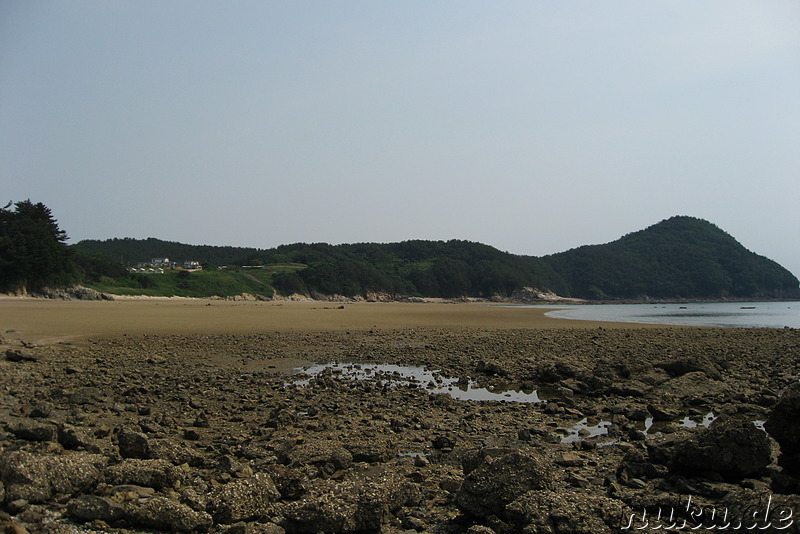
[0, 297, 650, 347]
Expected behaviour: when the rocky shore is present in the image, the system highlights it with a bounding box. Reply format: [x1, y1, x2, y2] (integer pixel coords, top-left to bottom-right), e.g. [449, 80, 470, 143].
[1, 326, 800, 533]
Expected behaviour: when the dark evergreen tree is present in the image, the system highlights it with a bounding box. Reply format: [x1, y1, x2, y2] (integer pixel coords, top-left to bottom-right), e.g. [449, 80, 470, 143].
[0, 200, 79, 292]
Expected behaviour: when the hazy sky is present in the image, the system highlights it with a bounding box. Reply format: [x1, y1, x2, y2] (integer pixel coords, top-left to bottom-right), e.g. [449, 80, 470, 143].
[3, 1, 800, 277]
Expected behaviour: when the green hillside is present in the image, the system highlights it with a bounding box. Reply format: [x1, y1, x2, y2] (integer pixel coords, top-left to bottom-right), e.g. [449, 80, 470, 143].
[81, 267, 283, 298]
[543, 216, 799, 299]
[73, 238, 565, 299]
[70, 216, 800, 300]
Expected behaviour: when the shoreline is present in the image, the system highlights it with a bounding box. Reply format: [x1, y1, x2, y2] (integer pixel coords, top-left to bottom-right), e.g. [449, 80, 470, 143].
[6, 293, 797, 351]
[4, 288, 795, 305]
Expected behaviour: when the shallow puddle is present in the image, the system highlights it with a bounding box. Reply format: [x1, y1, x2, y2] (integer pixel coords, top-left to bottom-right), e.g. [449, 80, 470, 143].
[563, 412, 718, 445]
[634, 411, 717, 434]
[292, 365, 745, 445]
[560, 418, 613, 444]
[678, 411, 716, 428]
[293, 362, 544, 403]
[635, 412, 718, 435]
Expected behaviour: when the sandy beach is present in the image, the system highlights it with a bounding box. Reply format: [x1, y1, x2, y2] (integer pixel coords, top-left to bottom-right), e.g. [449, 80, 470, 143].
[0, 297, 648, 348]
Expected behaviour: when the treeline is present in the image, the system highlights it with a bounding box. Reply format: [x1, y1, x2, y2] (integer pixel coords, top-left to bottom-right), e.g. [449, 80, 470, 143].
[255, 240, 567, 298]
[74, 237, 566, 298]
[73, 237, 262, 268]
[5, 201, 798, 300]
[73, 216, 800, 300]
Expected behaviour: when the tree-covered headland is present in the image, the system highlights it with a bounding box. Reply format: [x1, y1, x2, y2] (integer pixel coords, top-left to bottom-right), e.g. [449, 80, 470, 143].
[543, 216, 800, 300]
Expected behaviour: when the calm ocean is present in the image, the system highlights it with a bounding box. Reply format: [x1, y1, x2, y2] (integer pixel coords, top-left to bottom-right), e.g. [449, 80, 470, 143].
[521, 301, 800, 328]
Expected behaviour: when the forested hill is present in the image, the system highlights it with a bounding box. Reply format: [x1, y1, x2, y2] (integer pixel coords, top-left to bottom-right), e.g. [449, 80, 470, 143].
[72, 216, 800, 300]
[542, 216, 799, 300]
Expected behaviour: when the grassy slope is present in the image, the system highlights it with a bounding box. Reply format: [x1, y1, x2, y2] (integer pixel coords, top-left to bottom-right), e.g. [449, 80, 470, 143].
[86, 265, 304, 298]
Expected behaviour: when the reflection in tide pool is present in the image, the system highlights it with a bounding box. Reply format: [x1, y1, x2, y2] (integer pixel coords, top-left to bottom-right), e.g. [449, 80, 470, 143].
[678, 412, 716, 428]
[561, 418, 612, 444]
[294, 362, 543, 403]
[636, 412, 716, 434]
[563, 412, 719, 445]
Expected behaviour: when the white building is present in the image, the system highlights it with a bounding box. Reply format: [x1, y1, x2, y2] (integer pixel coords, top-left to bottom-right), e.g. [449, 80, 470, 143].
[151, 258, 175, 268]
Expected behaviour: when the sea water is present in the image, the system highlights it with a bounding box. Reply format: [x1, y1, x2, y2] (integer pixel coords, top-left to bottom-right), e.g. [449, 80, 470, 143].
[293, 362, 543, 403]
[521, 301, 800, 328]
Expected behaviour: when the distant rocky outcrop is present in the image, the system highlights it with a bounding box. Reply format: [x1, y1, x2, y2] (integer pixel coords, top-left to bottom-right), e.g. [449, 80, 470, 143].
[510, 287, 571, 302]
[211, 292, 272, 302]
[30, 286, 114, 301]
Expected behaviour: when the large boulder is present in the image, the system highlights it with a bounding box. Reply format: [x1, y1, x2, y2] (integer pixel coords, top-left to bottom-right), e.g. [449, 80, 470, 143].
[106, 458, 184, 489]
[656, 355, 722, 380]
[5, 348, 40, 362]
[127, 496, 213, 532]
[765, 383, 800, 475]
[58, 423, 97, 451]
[33, 286, 112, 301]
[262, 465, 307, 501]
[765, 383, 800, 453]
[0, 451, 107, 503]
[286, 441, 353, 476]
[506, 490, 628, 534]
[208, 473, 281, 524]
[344, 438, 397, 463]
[649, 418, 772, 481]
[67, 495, 126, 523]
[117, 428, 153, 459]
[10, 418, 58, 442]
[616, 448, 665, 484]
[278, 468, 420, 532]
[455, 448, 555, 518]
[116, 428, 202, 466]
[460, 447, 518, 475]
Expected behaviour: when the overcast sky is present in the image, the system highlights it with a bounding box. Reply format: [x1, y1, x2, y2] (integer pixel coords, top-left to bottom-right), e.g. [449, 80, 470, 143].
[3, 1, 799, 277]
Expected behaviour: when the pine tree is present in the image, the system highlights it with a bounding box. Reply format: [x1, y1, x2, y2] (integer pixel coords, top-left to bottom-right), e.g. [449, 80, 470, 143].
[0, 200, 79, 292]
